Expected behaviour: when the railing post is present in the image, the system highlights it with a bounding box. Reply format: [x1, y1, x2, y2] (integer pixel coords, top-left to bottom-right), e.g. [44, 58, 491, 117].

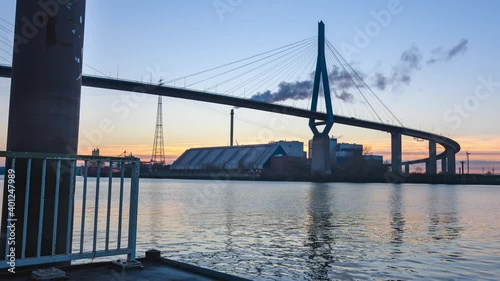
[127, 159, 140, 262]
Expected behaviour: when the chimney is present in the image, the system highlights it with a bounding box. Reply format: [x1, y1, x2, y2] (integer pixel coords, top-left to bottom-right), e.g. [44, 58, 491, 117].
[230, 109, 234, 146]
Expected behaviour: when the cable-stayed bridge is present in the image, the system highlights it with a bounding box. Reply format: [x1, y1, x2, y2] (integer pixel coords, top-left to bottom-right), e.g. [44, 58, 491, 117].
[0, 21, 460, 175]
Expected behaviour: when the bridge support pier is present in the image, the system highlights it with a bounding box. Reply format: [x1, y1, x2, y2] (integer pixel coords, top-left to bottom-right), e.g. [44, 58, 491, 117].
[391, 132, 402, 174]
[441, 158, 447, 174]
[308, 22, 334, 178]
[405, 163, 410, 174]
[427, 140, 437, 174]
[1, 0, 86, 261]
[310, 135, 332, 176]
[447, 149, 456, 174]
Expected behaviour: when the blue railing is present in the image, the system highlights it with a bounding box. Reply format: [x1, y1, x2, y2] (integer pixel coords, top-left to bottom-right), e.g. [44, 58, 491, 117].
[0, 151, 140, 268]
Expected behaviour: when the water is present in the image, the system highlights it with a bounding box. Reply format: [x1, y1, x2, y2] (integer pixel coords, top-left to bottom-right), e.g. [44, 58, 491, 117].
[133, 179, 500, 280]
[1, 176, 499, 280]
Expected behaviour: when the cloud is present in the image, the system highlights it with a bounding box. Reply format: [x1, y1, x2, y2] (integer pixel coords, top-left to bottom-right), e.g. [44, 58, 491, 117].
[334, 90, 354, 102]
[374, 72, 388, 90]
[427, 39, 468, 64]
[373, 40, 468, 90]
[250, 80, 313, 103]
[372, 46, 422, 90]
[250, 65, 361, 104]
[251, 40, 469, 103]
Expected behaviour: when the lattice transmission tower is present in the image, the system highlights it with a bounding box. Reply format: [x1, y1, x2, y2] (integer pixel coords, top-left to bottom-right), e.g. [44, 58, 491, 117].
[151, 96, 166, 164]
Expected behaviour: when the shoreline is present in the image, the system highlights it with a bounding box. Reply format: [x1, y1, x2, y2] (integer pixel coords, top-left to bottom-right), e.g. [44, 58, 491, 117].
[138, 173, 500, 186]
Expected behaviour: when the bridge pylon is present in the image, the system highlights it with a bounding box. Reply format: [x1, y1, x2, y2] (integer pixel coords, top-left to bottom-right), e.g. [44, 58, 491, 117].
[309, 21, 335, 177]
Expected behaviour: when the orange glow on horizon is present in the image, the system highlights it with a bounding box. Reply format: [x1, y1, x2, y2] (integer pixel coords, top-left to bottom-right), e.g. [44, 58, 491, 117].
[85, 134, 500, 165]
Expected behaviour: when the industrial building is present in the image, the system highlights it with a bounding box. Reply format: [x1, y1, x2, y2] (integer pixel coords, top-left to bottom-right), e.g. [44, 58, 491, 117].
[170, 141, 306, 172]
[308, 137, 384, 166]
[336, 143, 364, 165]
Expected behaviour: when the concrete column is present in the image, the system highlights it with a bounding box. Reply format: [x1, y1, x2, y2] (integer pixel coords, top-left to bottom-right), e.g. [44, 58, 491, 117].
[391, 133, 402, 174]
[1, 0, 86, 259]
[310, 135, 332, 176]
[447, 149, 456, 175]
[441, 158, 447, 174]
[427, 140, 437, 174]
[405, 163, 410, 174]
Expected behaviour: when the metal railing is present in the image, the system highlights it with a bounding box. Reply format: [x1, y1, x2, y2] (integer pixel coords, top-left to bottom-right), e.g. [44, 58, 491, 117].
[0, 151, 140, 268]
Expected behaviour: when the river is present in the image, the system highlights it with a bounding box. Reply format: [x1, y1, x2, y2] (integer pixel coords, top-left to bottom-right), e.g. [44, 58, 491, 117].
[136, 179, 500, 280]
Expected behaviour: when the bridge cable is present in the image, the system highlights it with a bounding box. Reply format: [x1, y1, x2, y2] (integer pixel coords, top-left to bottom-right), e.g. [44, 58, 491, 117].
[224, 41, 315, 96]
[324, 51, 350, 117]
[327, 39, 398, 124]
[324, 43, 366, 119]
[0, 17, 14, 27]
[249, 41, 313, 98]
[84, 63, 112, 78]
[0, 54, 10, 64]
[235, 42, 315, 100]
[184, 38, 315, 88]
[207, 39, 316, 93]
[240, 46, 312, 100]
[324, 42, 373, 120]
[326, 41, 384, 123]
[268, 46, 317, 106]
[0, 33, 13, 47]
[327, 39, 404, 127]
[165, 36, 314, 85]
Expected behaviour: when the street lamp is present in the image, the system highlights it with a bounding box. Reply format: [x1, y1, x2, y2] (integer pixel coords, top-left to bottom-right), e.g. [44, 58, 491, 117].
[466, 152, 471, 174]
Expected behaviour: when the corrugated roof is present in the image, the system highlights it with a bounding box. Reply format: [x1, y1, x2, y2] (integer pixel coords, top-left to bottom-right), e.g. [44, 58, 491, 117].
[171, 143, 286, 170]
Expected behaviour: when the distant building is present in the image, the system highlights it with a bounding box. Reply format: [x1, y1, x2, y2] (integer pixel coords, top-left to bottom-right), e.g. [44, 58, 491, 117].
[363, 155, 383, 166]
[308, 139, 384, 167]
[308, 137, 337, 162]
[336, 143, 363, 165]
[170, 141, 305, 172]
[275, 140, 306, 158]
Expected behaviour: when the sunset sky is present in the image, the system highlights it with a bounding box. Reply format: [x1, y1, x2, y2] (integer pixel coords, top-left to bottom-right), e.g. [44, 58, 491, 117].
[0, 0, 499, 173]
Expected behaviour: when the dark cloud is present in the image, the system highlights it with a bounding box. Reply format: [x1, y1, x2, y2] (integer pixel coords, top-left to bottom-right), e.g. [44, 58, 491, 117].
[391, 46, 422, 85]
[251, 40, 469, 103]
[447, 39, 468, 59]
[250, 65, 360, 104]
[427, 39, 468, 64]
[328, 65, 363, 92]
[250, 80, 313, 103]
[372, 46, 422, 90]
[374, 73, 388, 90]
[334, 90, 354, 102]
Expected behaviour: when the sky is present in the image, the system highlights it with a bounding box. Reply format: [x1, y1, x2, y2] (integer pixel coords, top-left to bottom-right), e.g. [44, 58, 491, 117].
[0, 0, 499, 173]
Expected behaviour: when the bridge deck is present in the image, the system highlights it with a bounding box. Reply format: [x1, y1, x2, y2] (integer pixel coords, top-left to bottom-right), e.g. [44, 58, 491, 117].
[0, 65, 460, 165]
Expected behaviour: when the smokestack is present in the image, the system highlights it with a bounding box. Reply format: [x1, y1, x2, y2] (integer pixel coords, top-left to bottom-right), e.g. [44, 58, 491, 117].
[230, 109, 234, 146]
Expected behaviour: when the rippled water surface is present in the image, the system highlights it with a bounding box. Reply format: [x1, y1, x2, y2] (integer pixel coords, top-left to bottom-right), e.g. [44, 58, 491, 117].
[1, 177, 499, 280]
[132, 179, 500, 280]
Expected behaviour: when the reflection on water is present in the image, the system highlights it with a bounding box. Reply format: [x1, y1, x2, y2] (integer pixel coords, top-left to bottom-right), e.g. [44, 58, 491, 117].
[304, 183, 334, 280]
[389, 186, 405, 250]
[223, 187, 235, 254]
[1, 177, 499, 280]
[427, 186, 462, 241]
